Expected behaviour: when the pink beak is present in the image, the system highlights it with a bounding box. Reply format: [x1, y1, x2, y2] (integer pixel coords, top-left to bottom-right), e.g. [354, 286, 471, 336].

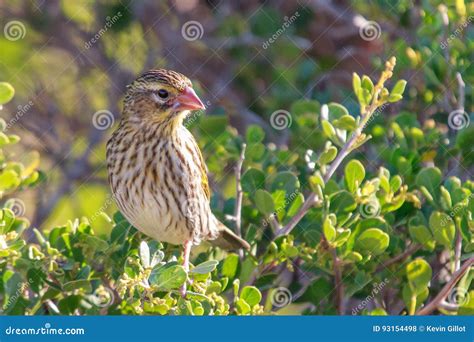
[176, 86, 205, 111]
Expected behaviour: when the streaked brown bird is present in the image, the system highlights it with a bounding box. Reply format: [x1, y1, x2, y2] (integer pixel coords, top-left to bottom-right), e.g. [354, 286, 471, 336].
[106, 69, 249, 294]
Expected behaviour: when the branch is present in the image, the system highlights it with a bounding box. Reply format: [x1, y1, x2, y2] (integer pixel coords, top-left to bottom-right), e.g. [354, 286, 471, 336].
[416, 257, 473, 315]
[455, 72, 465, 112]
[375, 243, 421, 272]
[234, 143, 246, 258]
[277, 57, 396, 238]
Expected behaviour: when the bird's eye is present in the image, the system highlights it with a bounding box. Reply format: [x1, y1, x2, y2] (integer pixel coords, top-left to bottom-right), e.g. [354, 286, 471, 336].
[157, 89, 169, 99]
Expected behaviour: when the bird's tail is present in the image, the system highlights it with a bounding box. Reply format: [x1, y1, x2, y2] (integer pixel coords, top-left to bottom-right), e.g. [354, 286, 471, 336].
[211, 220, 250, 251]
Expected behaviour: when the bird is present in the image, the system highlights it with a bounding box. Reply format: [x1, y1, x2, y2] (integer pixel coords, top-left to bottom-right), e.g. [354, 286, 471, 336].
[106, 69, 250, 295]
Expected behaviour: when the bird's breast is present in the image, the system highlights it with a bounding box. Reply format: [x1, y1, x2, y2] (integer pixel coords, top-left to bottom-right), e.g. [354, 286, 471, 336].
[106, 126, 215, 245]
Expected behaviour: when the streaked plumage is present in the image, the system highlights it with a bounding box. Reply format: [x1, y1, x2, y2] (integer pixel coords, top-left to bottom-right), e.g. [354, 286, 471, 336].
[106, 69, 249, 280]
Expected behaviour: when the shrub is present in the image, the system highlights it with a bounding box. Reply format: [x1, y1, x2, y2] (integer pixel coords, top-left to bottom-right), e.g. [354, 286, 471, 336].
[1, 56, 472, 316]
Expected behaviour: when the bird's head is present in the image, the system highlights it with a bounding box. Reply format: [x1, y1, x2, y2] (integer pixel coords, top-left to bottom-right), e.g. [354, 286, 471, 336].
[123, 69, 205, 126]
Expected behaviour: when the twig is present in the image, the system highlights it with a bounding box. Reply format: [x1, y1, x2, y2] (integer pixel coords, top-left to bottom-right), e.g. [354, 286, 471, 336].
[268, 215, 282, 233]
[455, 72, 465, 112]
[234, 143, 246, 258]
[277, 58, 397, 238]
[416, 256, 473, 315]
[234, 143, 246, 238]
[454, 224, 462, 273]
[332, 248, 345, 315]
[375, 243, 421, 272]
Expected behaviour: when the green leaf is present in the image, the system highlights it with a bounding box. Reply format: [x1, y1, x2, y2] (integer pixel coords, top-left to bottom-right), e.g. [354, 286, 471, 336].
[323, 216, 336, 242]
[221, 254, 239, 279]
[286, 193, 304, 218]
[361, 75, 374, 95]
[321, 120, 341, 145]
[190, 260, 219, 274]
[390, 80, 407, 97]
[329, 190, 357, 222]
[245, 125, 265, 143]
[429, 211, 455, 247]
[63, 279, 92, 292]
[408, 225, 435, 249]
[352, 73, 362, 98]
[355, 228, 389, 255]
[406, 259, 432, 293]
[345, 160, 365, 192]
[0, 170, 21, 190]
[327, 102, 349, 120]
[388, 94, 403, 103]
[255, 189, 275, 216]
[240, 286, 262, 307]
[318, 145, 338, 165]
[235, 298, 251, 314]
[415, 167, 441, 202]
[332, 115, 357, 131]
[270, 171, 300, 195]
[241, 168, 265, 193]
[80, 235, 109, 252]
[0, 82, 15, 105]
[149, 264, 187, 290]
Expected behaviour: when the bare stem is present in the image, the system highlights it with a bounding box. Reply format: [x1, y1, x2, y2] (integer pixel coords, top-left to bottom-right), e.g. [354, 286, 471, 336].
[416, 257, 473, 315]
[454, 224, 462, 273]
[235, 143, 246, 258]
[455, 72, 465, 112]
[234, 143, 246, 238]
[375, 243, 421, 272]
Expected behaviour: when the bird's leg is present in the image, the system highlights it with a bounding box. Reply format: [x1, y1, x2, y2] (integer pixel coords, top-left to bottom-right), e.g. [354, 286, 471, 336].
[180, 240, 192, 298]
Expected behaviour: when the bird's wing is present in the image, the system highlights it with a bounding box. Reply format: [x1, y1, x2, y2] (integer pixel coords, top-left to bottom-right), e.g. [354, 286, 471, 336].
[187, 135, 210, 200]
[197, 147, 211, 200]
